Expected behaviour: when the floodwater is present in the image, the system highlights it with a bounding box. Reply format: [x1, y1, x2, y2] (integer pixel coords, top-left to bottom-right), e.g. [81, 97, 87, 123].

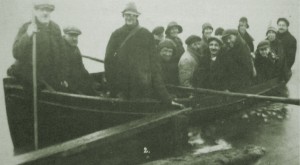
[0, 0, 299, 164]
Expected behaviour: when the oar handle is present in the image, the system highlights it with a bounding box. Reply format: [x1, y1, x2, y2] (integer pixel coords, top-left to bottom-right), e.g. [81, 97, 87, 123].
[82, 55, 104, 63]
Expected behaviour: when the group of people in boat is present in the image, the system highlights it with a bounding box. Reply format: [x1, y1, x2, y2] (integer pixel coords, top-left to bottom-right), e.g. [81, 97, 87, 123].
[7, 1, 297, 106]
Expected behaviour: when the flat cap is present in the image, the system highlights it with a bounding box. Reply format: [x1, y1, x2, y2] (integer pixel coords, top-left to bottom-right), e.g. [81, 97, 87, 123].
[222, 29, 239, 39]
[185, 35, 202, 45]
[63, 26, 82, 35]
[257, 40, 270, 49]
[215, 27, 224, 36]
[33, 0, 55, 11]
[277, 18, 289, 26]
[208, 36, 223, 45]
[152, 26, 165, 35]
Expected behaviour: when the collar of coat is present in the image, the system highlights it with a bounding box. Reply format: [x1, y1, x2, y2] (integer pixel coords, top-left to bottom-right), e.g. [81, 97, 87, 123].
[187, 46, 201, 64]
[277, 30, 291, 38]
[239, 31, 254, 41]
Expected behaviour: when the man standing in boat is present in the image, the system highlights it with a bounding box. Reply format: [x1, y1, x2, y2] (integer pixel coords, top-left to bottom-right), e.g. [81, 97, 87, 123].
[62, 26, 99, 96]
[104, 2, 175, 105]
[7, 0, 67, 91]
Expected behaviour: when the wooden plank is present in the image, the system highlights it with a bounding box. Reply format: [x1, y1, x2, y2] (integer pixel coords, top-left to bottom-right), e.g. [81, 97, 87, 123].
[13, 108, 192, 165]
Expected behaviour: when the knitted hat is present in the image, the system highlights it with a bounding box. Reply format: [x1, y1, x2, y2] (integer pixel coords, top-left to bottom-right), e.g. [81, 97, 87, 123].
[257, 40, 270, 50]
[185, 35, 202, 45]
[222, 29, 239, 39]
[215, 27, 224, 36]
[122, 2, 141, 16]
[208, 36, 223, 45]
[33, 0, 55, 11]
[158, 39, 176, 51]
[277, 18, 289, 26]
[165, 21, 183, 35]
[152, 26, 165, 35]
[202, 23, 213, 33]
[239, 17, 249, 28]
[266, 26, 277, 35]
[63, 26, 82, 35]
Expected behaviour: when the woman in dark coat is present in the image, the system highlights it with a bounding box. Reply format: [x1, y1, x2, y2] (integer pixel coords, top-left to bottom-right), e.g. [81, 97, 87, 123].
[165, 21, 185, 64]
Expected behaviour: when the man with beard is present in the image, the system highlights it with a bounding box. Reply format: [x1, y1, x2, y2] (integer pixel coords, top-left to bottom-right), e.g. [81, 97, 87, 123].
[165, 21, 185, 64]
[157, 39, 179, 85]
[152, 26, 165, 48]
[219, 29, 255, 91]
[276, 18, 297, 70]
[196, 36, 223, 89]
[104, 2, 173, 104]
[266, 26, 290, 82]
[62, 26, 98, 96]
[8, 0, 67, 91]
[238, 17, 254, 53]
[178, 35, 203, 87]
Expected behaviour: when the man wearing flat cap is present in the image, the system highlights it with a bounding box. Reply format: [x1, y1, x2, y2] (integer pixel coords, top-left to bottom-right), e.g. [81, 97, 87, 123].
[277, 17, 297, 70]
[152, 26, 165, 47]
[7, 0, 67, 91]
[178, 35, 203, 88]
[238, 17, 254, 53]
[219, 29, 255, 91]
[105, 2, 174, 105]
[62, 26, 98, 96]
[254, 40, 285, 82]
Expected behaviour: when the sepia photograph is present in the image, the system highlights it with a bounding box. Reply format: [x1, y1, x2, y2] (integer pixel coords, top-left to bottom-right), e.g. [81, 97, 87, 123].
[0, 0, 299, 164]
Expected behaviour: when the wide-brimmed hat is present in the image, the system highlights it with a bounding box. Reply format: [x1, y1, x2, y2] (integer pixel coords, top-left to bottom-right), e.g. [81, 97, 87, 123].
[257, 40, 270, 50]
[122, 2, 141, 16]
[266, 26, 277, 35]
[239, 17, 249, 28]
[165, 21, 183, 35]
[33, 0, 55, 11]
[63, 26, 82, 35]
[185, 35, 202, 45]
[277, 18, 289, 27]
[208, 36, 223, 45]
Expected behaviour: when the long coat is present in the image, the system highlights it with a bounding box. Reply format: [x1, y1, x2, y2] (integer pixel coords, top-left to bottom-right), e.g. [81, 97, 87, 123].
[216, 37, 254, 91]
[277, 31, 297, 69]
[8, 20, 65, 90]
[105, 24, 171, 103]
[178, 47, 201, 87]
[159, 57, 179, 85]
[62, 39, 97, 95]
[239, 31, 254, 52]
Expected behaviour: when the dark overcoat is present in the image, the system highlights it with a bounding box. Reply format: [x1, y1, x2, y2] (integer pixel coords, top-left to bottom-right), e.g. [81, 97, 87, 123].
[239, 31, 254, 52]
[9, 20, 65, 90]
[277, 31, 297, 69]
[105, 24, 171, 103]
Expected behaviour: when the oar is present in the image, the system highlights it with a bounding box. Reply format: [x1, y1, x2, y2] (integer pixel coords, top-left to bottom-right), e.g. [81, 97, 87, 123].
[168, 85, 300, 106]
[82, 55, 104, 63]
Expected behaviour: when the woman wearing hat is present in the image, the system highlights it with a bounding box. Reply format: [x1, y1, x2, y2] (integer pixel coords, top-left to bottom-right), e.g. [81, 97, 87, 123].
[165, 21, 185, 64]
[238, 17, 254, 53]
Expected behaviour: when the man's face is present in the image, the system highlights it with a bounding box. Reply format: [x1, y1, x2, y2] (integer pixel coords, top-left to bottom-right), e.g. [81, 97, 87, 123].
[277, 21, 288, 33]
[259, 47, 270, 58]
[35, 8, 52, 24]
[203, 28, 213, 39]
[267, 31, 276, 42]
[154, 33, 164, 41]
[123, 13, 138, 26]
[223, 34, 237, 48]
[190, 41, 202, 51]
[160, 47, 173, 62]
[169, 27, 179, 37]
[65, 34, 79, 47]
[239, 22, 247, 34]
[209, 40, 221, 56]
